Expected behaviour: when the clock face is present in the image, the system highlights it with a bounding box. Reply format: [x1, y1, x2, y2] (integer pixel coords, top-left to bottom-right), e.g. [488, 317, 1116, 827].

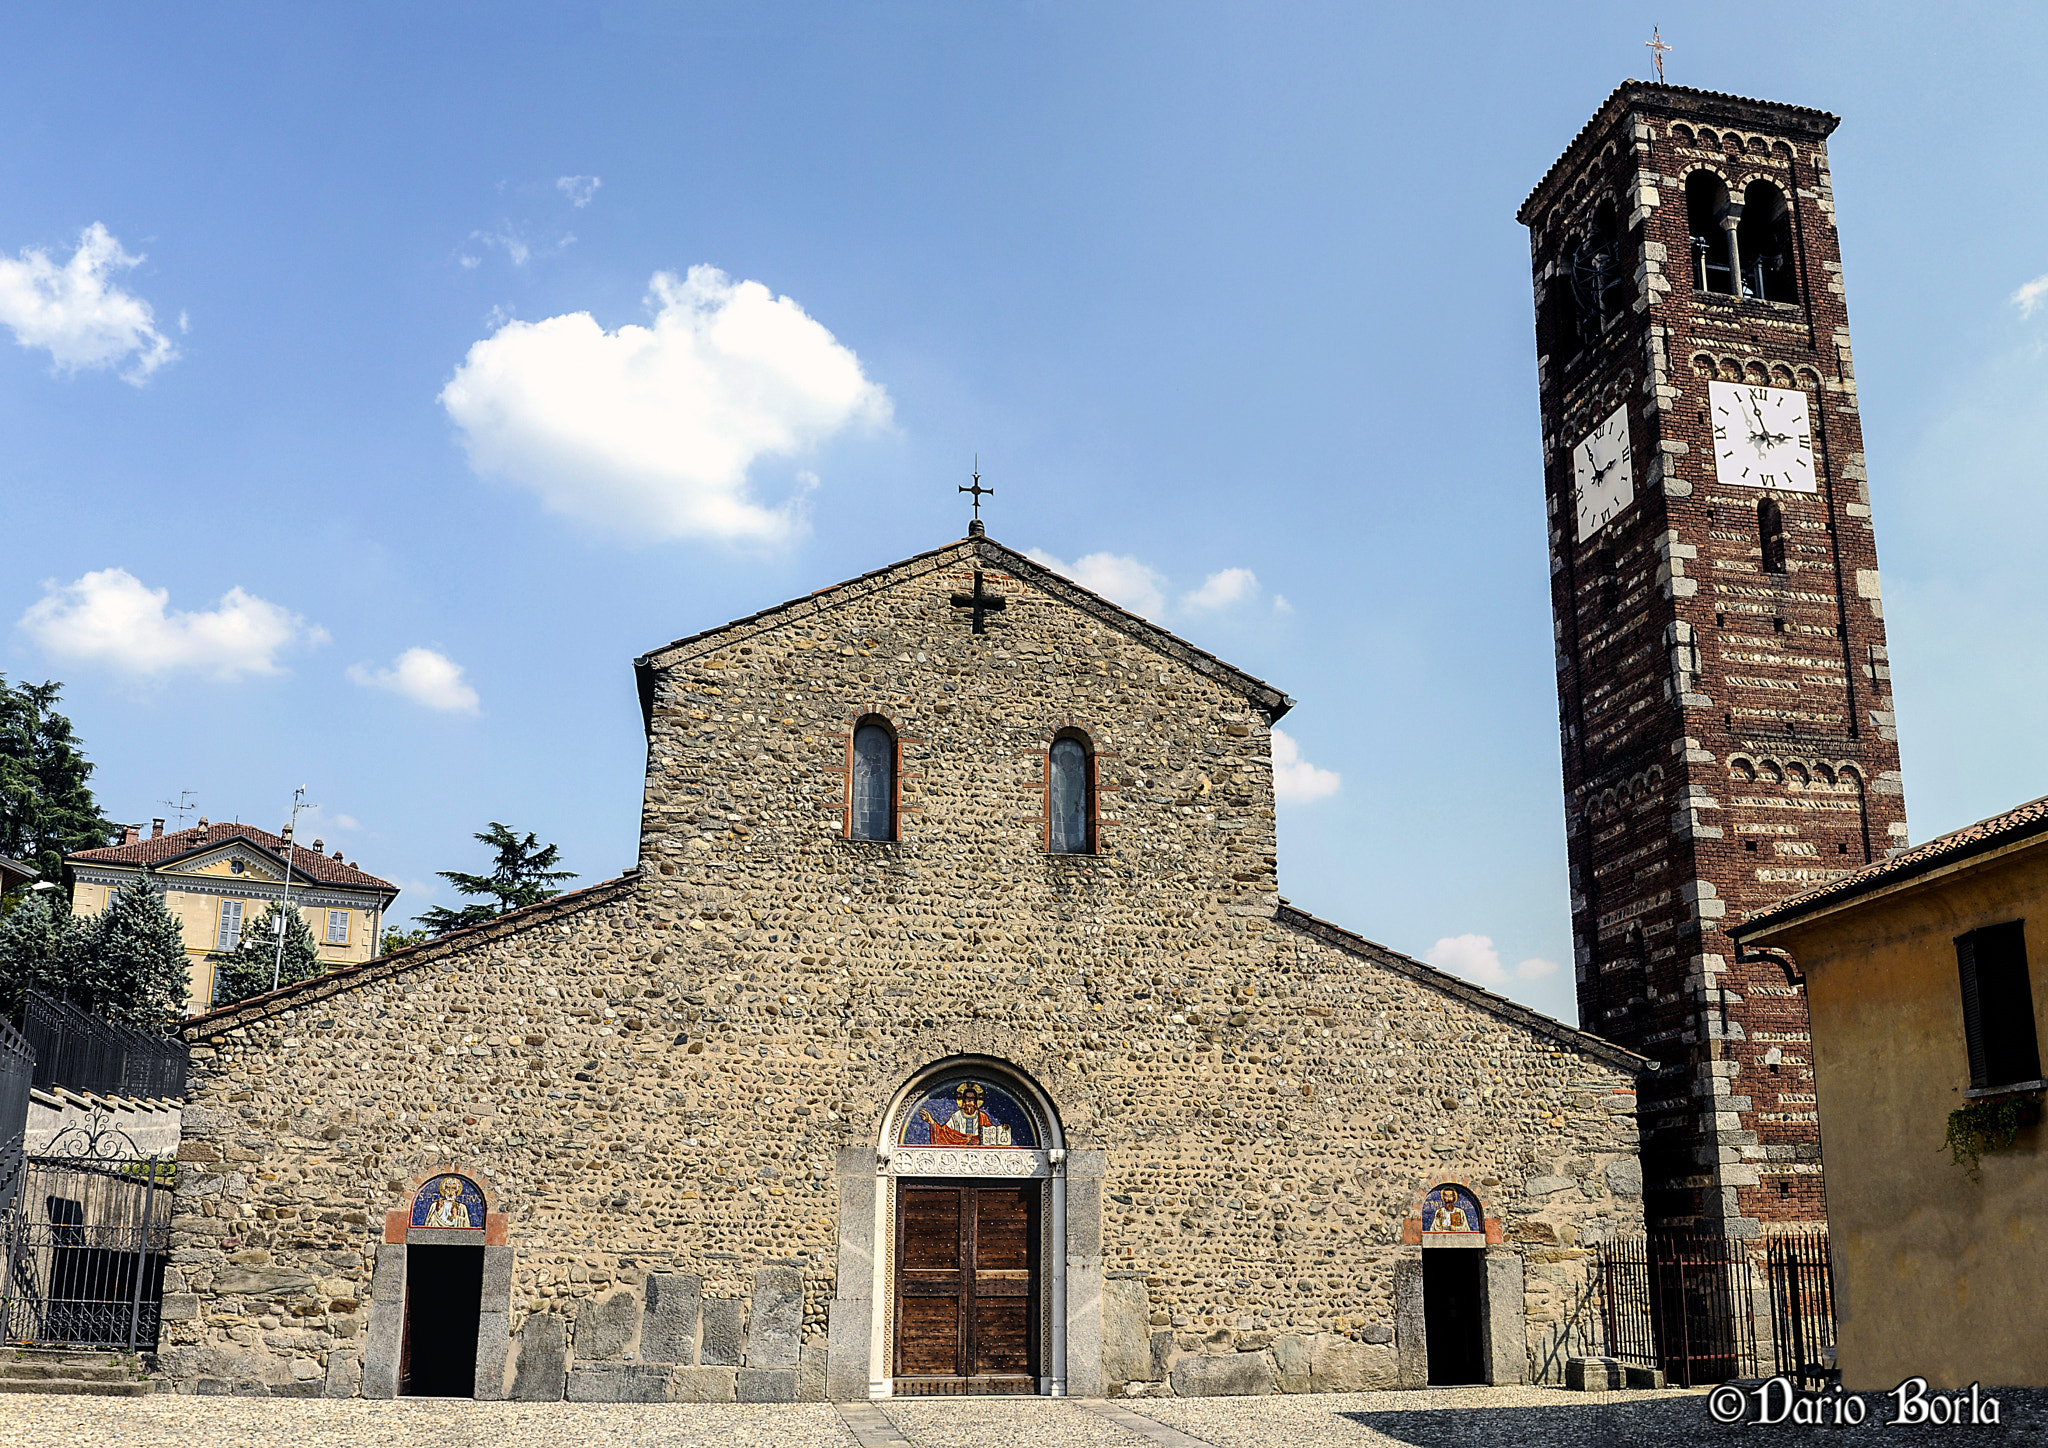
[1710, 381, 1816, 493]
[1573, 404, 1634, 541]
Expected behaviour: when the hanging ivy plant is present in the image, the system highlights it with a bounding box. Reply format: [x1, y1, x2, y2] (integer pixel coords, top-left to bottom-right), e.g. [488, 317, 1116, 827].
[1943, 1093, 2043, 1176]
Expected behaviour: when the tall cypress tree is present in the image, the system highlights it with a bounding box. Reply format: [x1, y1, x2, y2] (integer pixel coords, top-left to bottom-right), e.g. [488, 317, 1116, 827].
[210, 901, 322, 1009]
[85, 878, 189, 1026]
[0, 890, 92, 1018]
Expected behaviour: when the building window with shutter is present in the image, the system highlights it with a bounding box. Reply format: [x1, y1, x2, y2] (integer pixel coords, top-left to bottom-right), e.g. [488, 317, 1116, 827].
[849, 716, 897, 842]
[1955, 921, 2044, 1091]
[1047, 730, 1095, 854]
[217, 898, 244, 950]
[326, 909, 349, 944]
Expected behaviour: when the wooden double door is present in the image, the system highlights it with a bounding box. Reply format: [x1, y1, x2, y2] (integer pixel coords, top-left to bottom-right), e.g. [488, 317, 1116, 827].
[893, 1180, 1040, 1393]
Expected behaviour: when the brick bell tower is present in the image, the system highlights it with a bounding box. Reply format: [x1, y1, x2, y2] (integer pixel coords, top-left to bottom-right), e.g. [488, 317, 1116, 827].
[1516, 83, 1907, 1236]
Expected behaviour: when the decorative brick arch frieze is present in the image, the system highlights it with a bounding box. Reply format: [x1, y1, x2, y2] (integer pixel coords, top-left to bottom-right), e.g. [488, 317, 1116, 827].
[1396, 1175, 1506, 1247]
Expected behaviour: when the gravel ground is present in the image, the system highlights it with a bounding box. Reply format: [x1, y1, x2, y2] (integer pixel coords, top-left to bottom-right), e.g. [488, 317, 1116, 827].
[1, 1386, 2042, 1448]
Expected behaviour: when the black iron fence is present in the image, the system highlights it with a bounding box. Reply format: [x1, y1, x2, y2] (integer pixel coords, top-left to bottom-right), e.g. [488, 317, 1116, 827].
[0, 1019, 30, 1220]
[20, 991, 187, 1100]
[0, 1149, 173, 1351]
[1595, 1230, 1837, 1389]
[1765, 1230, 1837, 1389]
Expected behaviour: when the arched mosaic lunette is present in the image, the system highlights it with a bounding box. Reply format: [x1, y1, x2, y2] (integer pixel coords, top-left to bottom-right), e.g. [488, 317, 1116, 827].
[411, 1172, 487, 1230]
[898, 1075, 1040, 1149]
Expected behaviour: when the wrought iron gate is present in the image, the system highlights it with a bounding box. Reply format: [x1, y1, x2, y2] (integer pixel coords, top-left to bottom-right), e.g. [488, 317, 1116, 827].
[0, 1118, 172, 1351]
[1599, 1232, 1761, 1387]
[1765, 1230, 1837, 1389]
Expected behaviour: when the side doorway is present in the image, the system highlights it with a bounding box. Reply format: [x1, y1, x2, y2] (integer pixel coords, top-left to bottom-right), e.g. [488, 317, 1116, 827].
[893, 1181, 1038, 1394]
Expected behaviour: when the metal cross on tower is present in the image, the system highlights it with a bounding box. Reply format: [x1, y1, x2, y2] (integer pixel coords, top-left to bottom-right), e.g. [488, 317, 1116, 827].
[1645, 26, 1671, 83]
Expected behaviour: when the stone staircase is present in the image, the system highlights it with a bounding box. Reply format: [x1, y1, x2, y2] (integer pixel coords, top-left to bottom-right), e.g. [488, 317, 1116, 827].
[0, 1348, 157, 1395]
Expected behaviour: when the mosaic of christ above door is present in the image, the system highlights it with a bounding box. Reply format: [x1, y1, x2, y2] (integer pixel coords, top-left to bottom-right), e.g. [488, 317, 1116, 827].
[1423, 1184, 1483, 1234]
[410, 1174, 487, 1230]
[898, 1079, 1039, 1149]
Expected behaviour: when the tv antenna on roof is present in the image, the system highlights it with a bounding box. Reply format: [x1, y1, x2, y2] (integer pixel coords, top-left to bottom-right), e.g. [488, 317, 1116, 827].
[272, 785, 316, 992]
[159, 790, 198, 830]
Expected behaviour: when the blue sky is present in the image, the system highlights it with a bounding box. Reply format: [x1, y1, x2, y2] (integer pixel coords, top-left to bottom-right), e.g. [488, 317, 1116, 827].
[7, 2, 2048, 1025]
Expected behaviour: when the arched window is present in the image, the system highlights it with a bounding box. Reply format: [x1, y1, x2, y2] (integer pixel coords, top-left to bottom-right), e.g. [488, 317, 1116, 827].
[1567, 202, 1629, 345]
[850, 717, 896, 841]
[1047, 731, 1094, 854]
[1758, 497, 1788, 574]
[1738, 181, 1797, 302]
[1686, 172, 1735, 294]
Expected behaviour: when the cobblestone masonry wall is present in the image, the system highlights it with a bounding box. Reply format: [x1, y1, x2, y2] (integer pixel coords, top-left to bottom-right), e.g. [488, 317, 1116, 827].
[1518, 85, 1907, 1233]
[166, 537, 1644, 1399]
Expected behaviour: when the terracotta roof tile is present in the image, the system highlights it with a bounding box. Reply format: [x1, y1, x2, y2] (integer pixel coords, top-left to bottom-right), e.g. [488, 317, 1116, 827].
[68, 822, 396, 893]
[1735, 793, 2048, 938]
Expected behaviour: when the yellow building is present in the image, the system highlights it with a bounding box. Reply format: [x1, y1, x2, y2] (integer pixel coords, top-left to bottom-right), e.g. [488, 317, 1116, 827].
[66, 817, 399, 1013]
[1733, 794, 2048, 1392]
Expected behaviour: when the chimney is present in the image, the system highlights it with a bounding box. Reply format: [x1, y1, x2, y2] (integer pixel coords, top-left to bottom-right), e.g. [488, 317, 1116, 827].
[151, 819, 164, 838]
[333, 849, 344, 860]
[122, 824, 140, 845]
[282, 822, 293, 842]
[312, 839, 324, 853]
[196, 816, 209, 841]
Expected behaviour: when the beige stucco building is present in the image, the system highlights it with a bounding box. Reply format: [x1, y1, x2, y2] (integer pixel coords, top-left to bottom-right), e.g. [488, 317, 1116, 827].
[1734, 795, 2048, 1391]
[67, 820, 398, 1012]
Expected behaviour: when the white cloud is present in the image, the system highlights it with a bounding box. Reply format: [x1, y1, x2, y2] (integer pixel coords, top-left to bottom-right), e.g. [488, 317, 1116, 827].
[347, 647, 481, 714]
[440, 265, 889, 545]
[19, 569, 323, 679]
[1181, 567, 1259, 614]
[0, 223, 178, 383]
[460, 225, 574, 270]
[1270, 727, 1341, 804]
[1025, 549, 1170, 617]
[557, 175, 602, 208]
[1424, 933, 1560, 988]
[2013, 274, 2048, 318]
[1272, 594, 1294, 615]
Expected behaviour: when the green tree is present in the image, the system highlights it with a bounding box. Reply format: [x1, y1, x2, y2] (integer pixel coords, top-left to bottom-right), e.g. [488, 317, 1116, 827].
[210, 901, 322, 1009]
[85, 878, 190, 1026]
[0, 676, 116, 887]
[0, 890, 92, 1018]
[418, 822, 575, 935]
[380, 924, 433, 954]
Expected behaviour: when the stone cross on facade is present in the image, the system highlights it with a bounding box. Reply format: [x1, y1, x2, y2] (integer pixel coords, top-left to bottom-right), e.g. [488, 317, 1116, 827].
[949, 571, 1007, 634]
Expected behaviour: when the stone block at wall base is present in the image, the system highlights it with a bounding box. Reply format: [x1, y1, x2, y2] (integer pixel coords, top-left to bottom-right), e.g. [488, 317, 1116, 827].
[737, 1366, 798, 1402]
[566, 1363, 673, 1403]
[702, 1298, 747, 1366]
[475, 1313, 510, 1400]
[797, 1339, 827, 1402]
[1169, 1352, 1277, 1397]
[1271, 1334, 1310, 1394]
[747, 1267, 804, 1368]
[1565, 1356, 1624, 1391]
[1101, 1279, 1151, 1388]
[509, 1314, 567, 1402]
[672, 1366, 739, 1402]
[1626, 1365, 1666, 1389]
[321, 1350, 360, 1399]
[824, 1297, 871, 1402]
[575, 1290, 640, 1361]
[1312, 1334, 1398, 1393]
[1392, 1258, 1428, 1389]
[642, 1273, 704, 1365]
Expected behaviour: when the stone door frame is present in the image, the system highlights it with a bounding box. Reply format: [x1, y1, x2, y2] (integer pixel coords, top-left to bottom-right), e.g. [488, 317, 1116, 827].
[828, 1056, 1103, 1401]
[362, 1167, 514, 1400]
[1390, 1177, 1526, 1388]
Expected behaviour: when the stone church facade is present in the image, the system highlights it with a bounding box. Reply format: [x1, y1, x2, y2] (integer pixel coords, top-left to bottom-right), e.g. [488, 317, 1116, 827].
[164, 534, 1645, 1401]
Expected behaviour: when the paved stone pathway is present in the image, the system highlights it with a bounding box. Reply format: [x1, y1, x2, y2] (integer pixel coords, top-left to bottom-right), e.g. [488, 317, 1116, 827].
[6, 1385, 2043, 1447]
